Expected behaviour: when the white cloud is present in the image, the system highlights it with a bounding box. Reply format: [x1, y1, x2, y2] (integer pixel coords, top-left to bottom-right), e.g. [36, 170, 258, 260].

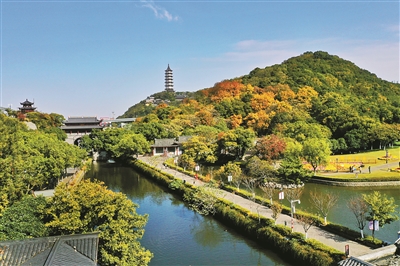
[201, 38, 400, 83]
[140, 0, 179, 22]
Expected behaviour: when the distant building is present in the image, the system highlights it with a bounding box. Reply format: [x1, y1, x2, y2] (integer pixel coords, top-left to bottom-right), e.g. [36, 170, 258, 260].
[60, 117, 104, 145]
[19, 99, 36, 114]
[165, 64, 174, 92]
[151, 136, 191, 156]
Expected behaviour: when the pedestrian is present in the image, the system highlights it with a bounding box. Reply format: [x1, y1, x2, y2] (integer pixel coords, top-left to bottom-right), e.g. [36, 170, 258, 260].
[368, 166, 371, 173]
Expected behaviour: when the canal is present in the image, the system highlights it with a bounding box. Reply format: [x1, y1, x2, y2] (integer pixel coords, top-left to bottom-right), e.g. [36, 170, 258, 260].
[85, 162, 290, 266]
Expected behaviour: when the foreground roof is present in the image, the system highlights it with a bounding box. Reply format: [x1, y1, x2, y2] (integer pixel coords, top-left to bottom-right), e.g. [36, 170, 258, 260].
[0, 233, 99, 266]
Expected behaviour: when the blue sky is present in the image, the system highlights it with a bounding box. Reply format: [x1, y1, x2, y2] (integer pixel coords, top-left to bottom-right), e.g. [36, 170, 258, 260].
[1, 0, 399, 118]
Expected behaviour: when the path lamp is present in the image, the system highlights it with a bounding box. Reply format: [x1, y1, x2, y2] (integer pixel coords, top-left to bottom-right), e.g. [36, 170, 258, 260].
[290, 199, 301, 232]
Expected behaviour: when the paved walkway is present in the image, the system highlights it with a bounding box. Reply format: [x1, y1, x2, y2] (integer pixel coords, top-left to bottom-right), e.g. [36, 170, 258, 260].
[139, 156, 374, 258]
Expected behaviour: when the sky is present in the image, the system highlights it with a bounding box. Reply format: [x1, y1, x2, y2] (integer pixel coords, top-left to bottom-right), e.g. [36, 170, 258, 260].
[0, 0, 399, 118]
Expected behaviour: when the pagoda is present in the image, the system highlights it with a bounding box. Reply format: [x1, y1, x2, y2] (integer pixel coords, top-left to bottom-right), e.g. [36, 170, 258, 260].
[19, 99, 36, 114]
[165, 64, 174, 92]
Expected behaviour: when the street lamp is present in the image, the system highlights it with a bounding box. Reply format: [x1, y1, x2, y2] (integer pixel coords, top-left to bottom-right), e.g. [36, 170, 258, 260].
[290, 199, 301, 232]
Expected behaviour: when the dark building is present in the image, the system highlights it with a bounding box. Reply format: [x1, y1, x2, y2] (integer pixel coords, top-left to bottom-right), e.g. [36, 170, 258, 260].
[60, 116, 104, 134]
[19, 99, 36, 114]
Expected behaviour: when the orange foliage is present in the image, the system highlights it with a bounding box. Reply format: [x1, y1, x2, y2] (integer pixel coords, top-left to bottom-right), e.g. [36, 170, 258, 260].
[195, 109, 215, 126]
[229, 114, 243, 129]
[295, 86, 318, 110]
[250, 92, 276, 112]
[155, 103, 169, 110]
[244, 110, 275, 133]
[207, 80, 246, 103]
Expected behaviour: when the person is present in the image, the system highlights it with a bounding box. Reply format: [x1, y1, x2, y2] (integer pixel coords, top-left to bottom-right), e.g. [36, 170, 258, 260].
[368, 166, 371, 173]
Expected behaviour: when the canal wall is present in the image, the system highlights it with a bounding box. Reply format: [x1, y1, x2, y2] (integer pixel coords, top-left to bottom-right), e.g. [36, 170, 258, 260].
[311, 178, 400, 187]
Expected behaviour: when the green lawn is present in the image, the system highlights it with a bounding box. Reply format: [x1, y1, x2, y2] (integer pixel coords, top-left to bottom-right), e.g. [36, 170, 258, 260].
[329, 146, 400, 166]
[317, 146, 400, 180]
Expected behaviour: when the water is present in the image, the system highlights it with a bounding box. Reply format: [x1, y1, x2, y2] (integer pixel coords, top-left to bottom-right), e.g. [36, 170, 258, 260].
[260, 183, 400, 243]
[85, 162, 290, 266]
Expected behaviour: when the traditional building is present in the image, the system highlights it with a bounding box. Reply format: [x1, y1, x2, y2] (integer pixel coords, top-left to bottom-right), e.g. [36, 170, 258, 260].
[19, 99, 36, 114]
[0, 233, 99, 265]
[165, 64, 174, 92]
[151, 136, 191, 156]
[60, 117, 104, 145]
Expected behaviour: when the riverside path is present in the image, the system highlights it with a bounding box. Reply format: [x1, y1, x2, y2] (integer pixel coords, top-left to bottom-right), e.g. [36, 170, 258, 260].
[138, 156, 373, 258]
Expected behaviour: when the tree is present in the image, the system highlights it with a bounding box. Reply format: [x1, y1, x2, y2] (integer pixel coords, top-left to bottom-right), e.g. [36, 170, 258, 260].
[244, 156, 277, 180]
[260, 183, 275, 205]
[254, 134, 286, 162]
[277, 156, 312, 184]
[270, 201, 282, 225]
[0, 195, 48, 241]
[112, 132, 150, 160]
[183, 183, 222, 216]
[44, 180, 153, 265]
[362, 191, 399, 239]
[295, 214, 315, 240]
[182, 135, 218, 164]
[242, 175, 261, 222]
[214, 162, 242, 190]
[309, 190, 338, 225]
[347, 196, 368, 238]
[302, 138, 331, 174]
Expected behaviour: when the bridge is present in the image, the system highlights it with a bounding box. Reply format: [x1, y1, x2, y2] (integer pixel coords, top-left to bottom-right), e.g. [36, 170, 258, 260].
[61, 117, 136, 145]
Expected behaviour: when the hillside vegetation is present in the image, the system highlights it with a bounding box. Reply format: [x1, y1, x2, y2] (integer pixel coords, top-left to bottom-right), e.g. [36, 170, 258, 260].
[122, 51, 400, 155]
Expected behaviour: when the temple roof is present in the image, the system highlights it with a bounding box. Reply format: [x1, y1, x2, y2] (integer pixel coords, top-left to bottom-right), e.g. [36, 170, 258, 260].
[166, 64, 172, 71]
[63, 117, 102, 124]
[0, 233, 99, 266]
[20, 99, 34, 105]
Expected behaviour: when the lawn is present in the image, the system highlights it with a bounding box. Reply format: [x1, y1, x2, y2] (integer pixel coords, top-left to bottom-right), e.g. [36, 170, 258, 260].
[316, 146, 400, 180]
[329, 146, 400, 166]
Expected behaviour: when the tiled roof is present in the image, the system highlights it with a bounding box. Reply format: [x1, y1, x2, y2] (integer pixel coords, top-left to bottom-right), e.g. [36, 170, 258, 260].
[60, 125, 104, 130]
[63, 117, 102, 124]
[176, 136, 191, 144]
[0, 233, 99, 266]
[338, 256, 375, 266]
[152, 138, 177, 147]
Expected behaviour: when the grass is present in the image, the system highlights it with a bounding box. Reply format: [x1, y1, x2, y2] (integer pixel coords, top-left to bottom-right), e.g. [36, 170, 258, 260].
[329, 146, 400, 165]
[316, 146, 400, 180]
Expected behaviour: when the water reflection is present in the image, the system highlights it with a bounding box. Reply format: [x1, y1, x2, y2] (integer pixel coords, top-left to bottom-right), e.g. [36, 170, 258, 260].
[86, 162, 290, 266]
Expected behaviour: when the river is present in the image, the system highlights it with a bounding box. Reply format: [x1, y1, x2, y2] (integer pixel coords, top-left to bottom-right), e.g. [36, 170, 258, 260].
[85, 162, 290, 266]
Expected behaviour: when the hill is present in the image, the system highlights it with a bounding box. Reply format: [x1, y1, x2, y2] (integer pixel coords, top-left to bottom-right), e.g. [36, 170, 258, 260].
[120, 51, 400, 153]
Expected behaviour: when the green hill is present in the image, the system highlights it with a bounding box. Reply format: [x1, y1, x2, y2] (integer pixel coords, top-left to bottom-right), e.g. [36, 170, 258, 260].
[120, 51, 400, 153]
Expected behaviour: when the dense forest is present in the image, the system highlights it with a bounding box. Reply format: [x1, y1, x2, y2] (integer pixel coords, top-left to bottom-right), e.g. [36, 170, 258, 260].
[121, 51, 400, 154]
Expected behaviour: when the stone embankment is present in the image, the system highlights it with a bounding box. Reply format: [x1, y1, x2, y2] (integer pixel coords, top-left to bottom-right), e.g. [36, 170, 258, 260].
[311, 178, 400, 187]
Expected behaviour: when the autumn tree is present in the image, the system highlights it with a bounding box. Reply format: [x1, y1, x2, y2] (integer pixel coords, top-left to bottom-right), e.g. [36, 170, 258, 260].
[254, 134, 286, 162]
[260, 183, 276, 205]
[284, 187, 303, 217]
[295, 214, 315, 240]
[347, 195, 368, 238]
[309, 190, 338, 225]
[44, 180, 153, 265]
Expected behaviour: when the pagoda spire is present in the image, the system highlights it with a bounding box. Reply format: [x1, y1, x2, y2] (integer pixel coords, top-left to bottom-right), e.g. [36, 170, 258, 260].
[165, 64, 174, 92]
